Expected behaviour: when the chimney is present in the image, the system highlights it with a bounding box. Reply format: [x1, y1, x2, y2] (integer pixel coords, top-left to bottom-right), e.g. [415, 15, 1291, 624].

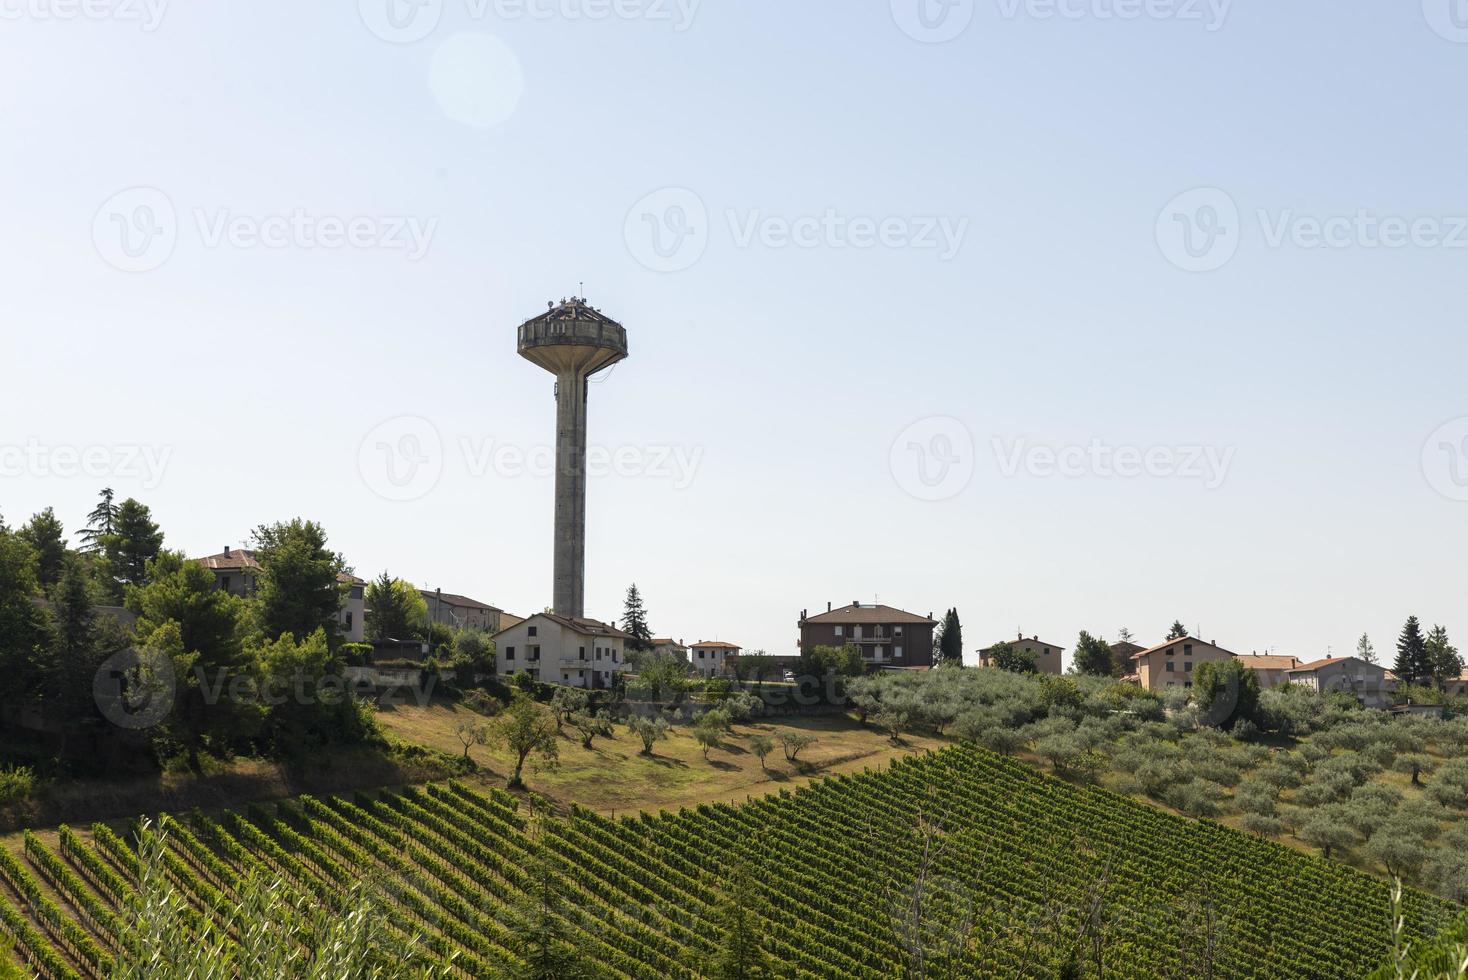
[223, 545, 230, 556]
[852, 599, 859, 609]
[827, 602, 832, 612]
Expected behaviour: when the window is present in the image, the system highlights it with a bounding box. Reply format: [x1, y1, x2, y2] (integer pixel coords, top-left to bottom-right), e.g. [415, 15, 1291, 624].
[221, 576, 231, 591]
[343, 612, 353, 629]
[834, 626, 844, 637]
[698, 650, 705, 659]
[895, 626, 903, 636]
[1183, 643, 1192, 655]
[895, 646, 903, 658]
[506, 646, 515, 660]
[1184, 661, 1193, 672]
[528, 645, 540, 661]
[528, 626, 538, 637]
[1166, 660, 1175, 672]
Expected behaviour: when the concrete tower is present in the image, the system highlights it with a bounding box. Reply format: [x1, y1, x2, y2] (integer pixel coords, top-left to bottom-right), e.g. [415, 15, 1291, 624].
[517, 297, 628, 619]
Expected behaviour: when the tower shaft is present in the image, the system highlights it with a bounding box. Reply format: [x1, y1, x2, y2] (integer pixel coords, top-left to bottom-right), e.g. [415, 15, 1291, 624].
[553, 370, 589, 618]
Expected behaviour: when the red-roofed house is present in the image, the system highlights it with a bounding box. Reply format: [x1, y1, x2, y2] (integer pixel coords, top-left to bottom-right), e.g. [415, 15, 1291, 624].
[1125, 637, 1235, 691]
[690, 640, 741, 677]
[493, 612, 633, 689]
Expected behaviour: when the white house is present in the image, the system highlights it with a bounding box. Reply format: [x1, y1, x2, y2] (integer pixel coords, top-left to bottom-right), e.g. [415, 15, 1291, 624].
[493, 613, 632, 689]
[690, 640, 740, 677]
[1285, 656, 1398, 709]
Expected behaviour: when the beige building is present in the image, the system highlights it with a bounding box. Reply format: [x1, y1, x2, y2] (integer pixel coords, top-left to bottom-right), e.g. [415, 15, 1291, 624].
[493, 613, 631, 689]
[1124, 637, 1234, 690]
[650, 637, 688, 660]
[690, 640, 740, 677]
[1285, 657, 1398, 709]
[1234, 654, 1301, 690]
[420, 589, 503, 634]
[1446, 672, 1468, 699]
[197, 547, 365, 643]
[978, 634, 1064, 675]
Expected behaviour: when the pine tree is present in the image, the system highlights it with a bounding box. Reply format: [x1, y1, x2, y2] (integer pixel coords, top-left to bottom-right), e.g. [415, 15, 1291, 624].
[621, 583, 652, 652]
[1117, 626, 1135, 646]
[1167, 620, 1190, 640]
[937, 608, 963, 666]
[1394, 616, 1431, 687]
[102, 498, 164, 601]
[1073, 630, 1114, 676]
[17, 507, 67, 588]
[1425, 624, 1463, 690]
[78, 487, 115, 553]
[1356, 633, 1377, 665]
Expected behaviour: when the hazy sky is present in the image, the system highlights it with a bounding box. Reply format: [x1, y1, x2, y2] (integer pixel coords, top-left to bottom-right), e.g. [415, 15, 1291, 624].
[3, 2, 1467, 668]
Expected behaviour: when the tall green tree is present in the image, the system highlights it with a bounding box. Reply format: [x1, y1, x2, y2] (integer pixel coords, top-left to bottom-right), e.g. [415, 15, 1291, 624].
[102, 498, 164, 600]
[0, 527, 50, 695]
[1167, 620, 1190, 640]
[936, 608, 963, 666]
[129, 550, 256, 770]
[17, 507, 67, 588]
[1426, 624, 1464, 690]
[1356, 633, 1377, 665]
[363, 572, 428, 641]
[620, 583, 652, 651]
[1394, 616, 1432, 687]
[250, 520, 346, 648]
[1072, 630, 1114, 676]
[78, 487, 115, 553]
[1193, 658, 1261, 731]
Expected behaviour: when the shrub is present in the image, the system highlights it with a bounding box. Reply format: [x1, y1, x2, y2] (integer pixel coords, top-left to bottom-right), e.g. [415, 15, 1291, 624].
[0, 766, 36, 806]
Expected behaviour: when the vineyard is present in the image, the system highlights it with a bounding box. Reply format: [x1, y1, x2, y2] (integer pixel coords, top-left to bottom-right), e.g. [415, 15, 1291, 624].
[0, 743, 1459, 978]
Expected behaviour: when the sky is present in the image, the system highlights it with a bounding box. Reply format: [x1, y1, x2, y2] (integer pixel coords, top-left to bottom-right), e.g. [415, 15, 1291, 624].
[2, 1, 1467, 669]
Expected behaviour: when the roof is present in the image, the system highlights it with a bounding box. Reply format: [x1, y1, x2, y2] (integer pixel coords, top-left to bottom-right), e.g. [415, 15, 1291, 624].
[980, 635, 1065, 653]
[691, 640, 740, 650]
[196, 548, 361, 584]
[494, 612, 634, 641]
[1286, 656, 1388, 674]
[1236, 655, 1300, 670]
[1129, 636, 1237, 661]
[651, 637, 685, 647]
[421, 589, 501, 613]
[803, 603, 936, 626]
[520, 296, 624, 329]
[1111, 641, 1146, 655]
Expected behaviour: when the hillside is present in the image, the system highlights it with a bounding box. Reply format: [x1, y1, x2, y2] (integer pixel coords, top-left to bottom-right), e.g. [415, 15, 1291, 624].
[0, 743, 1458, 978]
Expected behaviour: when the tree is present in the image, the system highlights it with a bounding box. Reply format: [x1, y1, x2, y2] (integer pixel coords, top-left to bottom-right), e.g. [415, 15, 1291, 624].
[250, 520, 346, 648]
[495, 694, 559, 788]
[693, 717, 722, 760]
[749, 735, 774, 771]
[873, 709, 911, 744]
[1072, 630, 1114, 677]
[1117, 626, 1135, 646]
[550, 687, 589, 733]
[706, 861, 772, 979]
[935, 608, 963, 666]
[0, 528, 49, 696]
[620, 583, 652, 652]
[627, 714, 670, 756]
[1394, 753, 1436, 787]
[364, 573, 428, 641]
[807, 643, 864, 678]
[102, 498, 164, 600]
[1300, 806, 1356, 860]
[1192, 659, 1261, 731]
[1426, 624, 1463, 690]
[78, 487, 115, 553]
[129, 550, 254, 770]
[985, 641, 1036, 674]
[568, 709, 612, 749]
[1357, 633, 1377, 665]
[456, 717, 491, 761]
[778, 731, 817, 762]
[17, 507, 66, 588]
[1365, 825, 1430, 881]
[1167, 621, 1190, 640]
[1394, 616, 1432, 687]
[626, 652, 690, 702]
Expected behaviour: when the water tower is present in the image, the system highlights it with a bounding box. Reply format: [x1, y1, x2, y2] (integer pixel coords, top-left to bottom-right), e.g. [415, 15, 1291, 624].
[517, 297, 628, 619]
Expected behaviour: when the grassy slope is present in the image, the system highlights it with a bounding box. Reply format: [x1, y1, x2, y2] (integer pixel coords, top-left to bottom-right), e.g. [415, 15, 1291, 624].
[375, 701, 947, 813]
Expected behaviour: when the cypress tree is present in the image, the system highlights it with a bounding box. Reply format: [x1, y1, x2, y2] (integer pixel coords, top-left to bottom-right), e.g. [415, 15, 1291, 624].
[1394, 616, 1431, 687]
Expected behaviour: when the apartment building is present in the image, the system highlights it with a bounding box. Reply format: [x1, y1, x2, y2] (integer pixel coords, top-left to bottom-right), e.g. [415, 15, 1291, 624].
[797, 602, 936, 668]
[493, 613, 631, 689]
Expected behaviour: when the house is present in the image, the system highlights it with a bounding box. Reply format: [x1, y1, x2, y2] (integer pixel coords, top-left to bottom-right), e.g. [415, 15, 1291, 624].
[420, 588, 503, 634]
[978, 634, 1065, 675]
[1234, 654, 1301, 690]
[650, 638, 688, 660]
[690, 640, 740, 677]
[1124, 637, 1235, 690]
[1446, 672, 1468, 699]
[493, 613, 632, 689]
[797, 602, 937, 669]
[196, 547, 366, 643]
[1285, 657, 1398, 709]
